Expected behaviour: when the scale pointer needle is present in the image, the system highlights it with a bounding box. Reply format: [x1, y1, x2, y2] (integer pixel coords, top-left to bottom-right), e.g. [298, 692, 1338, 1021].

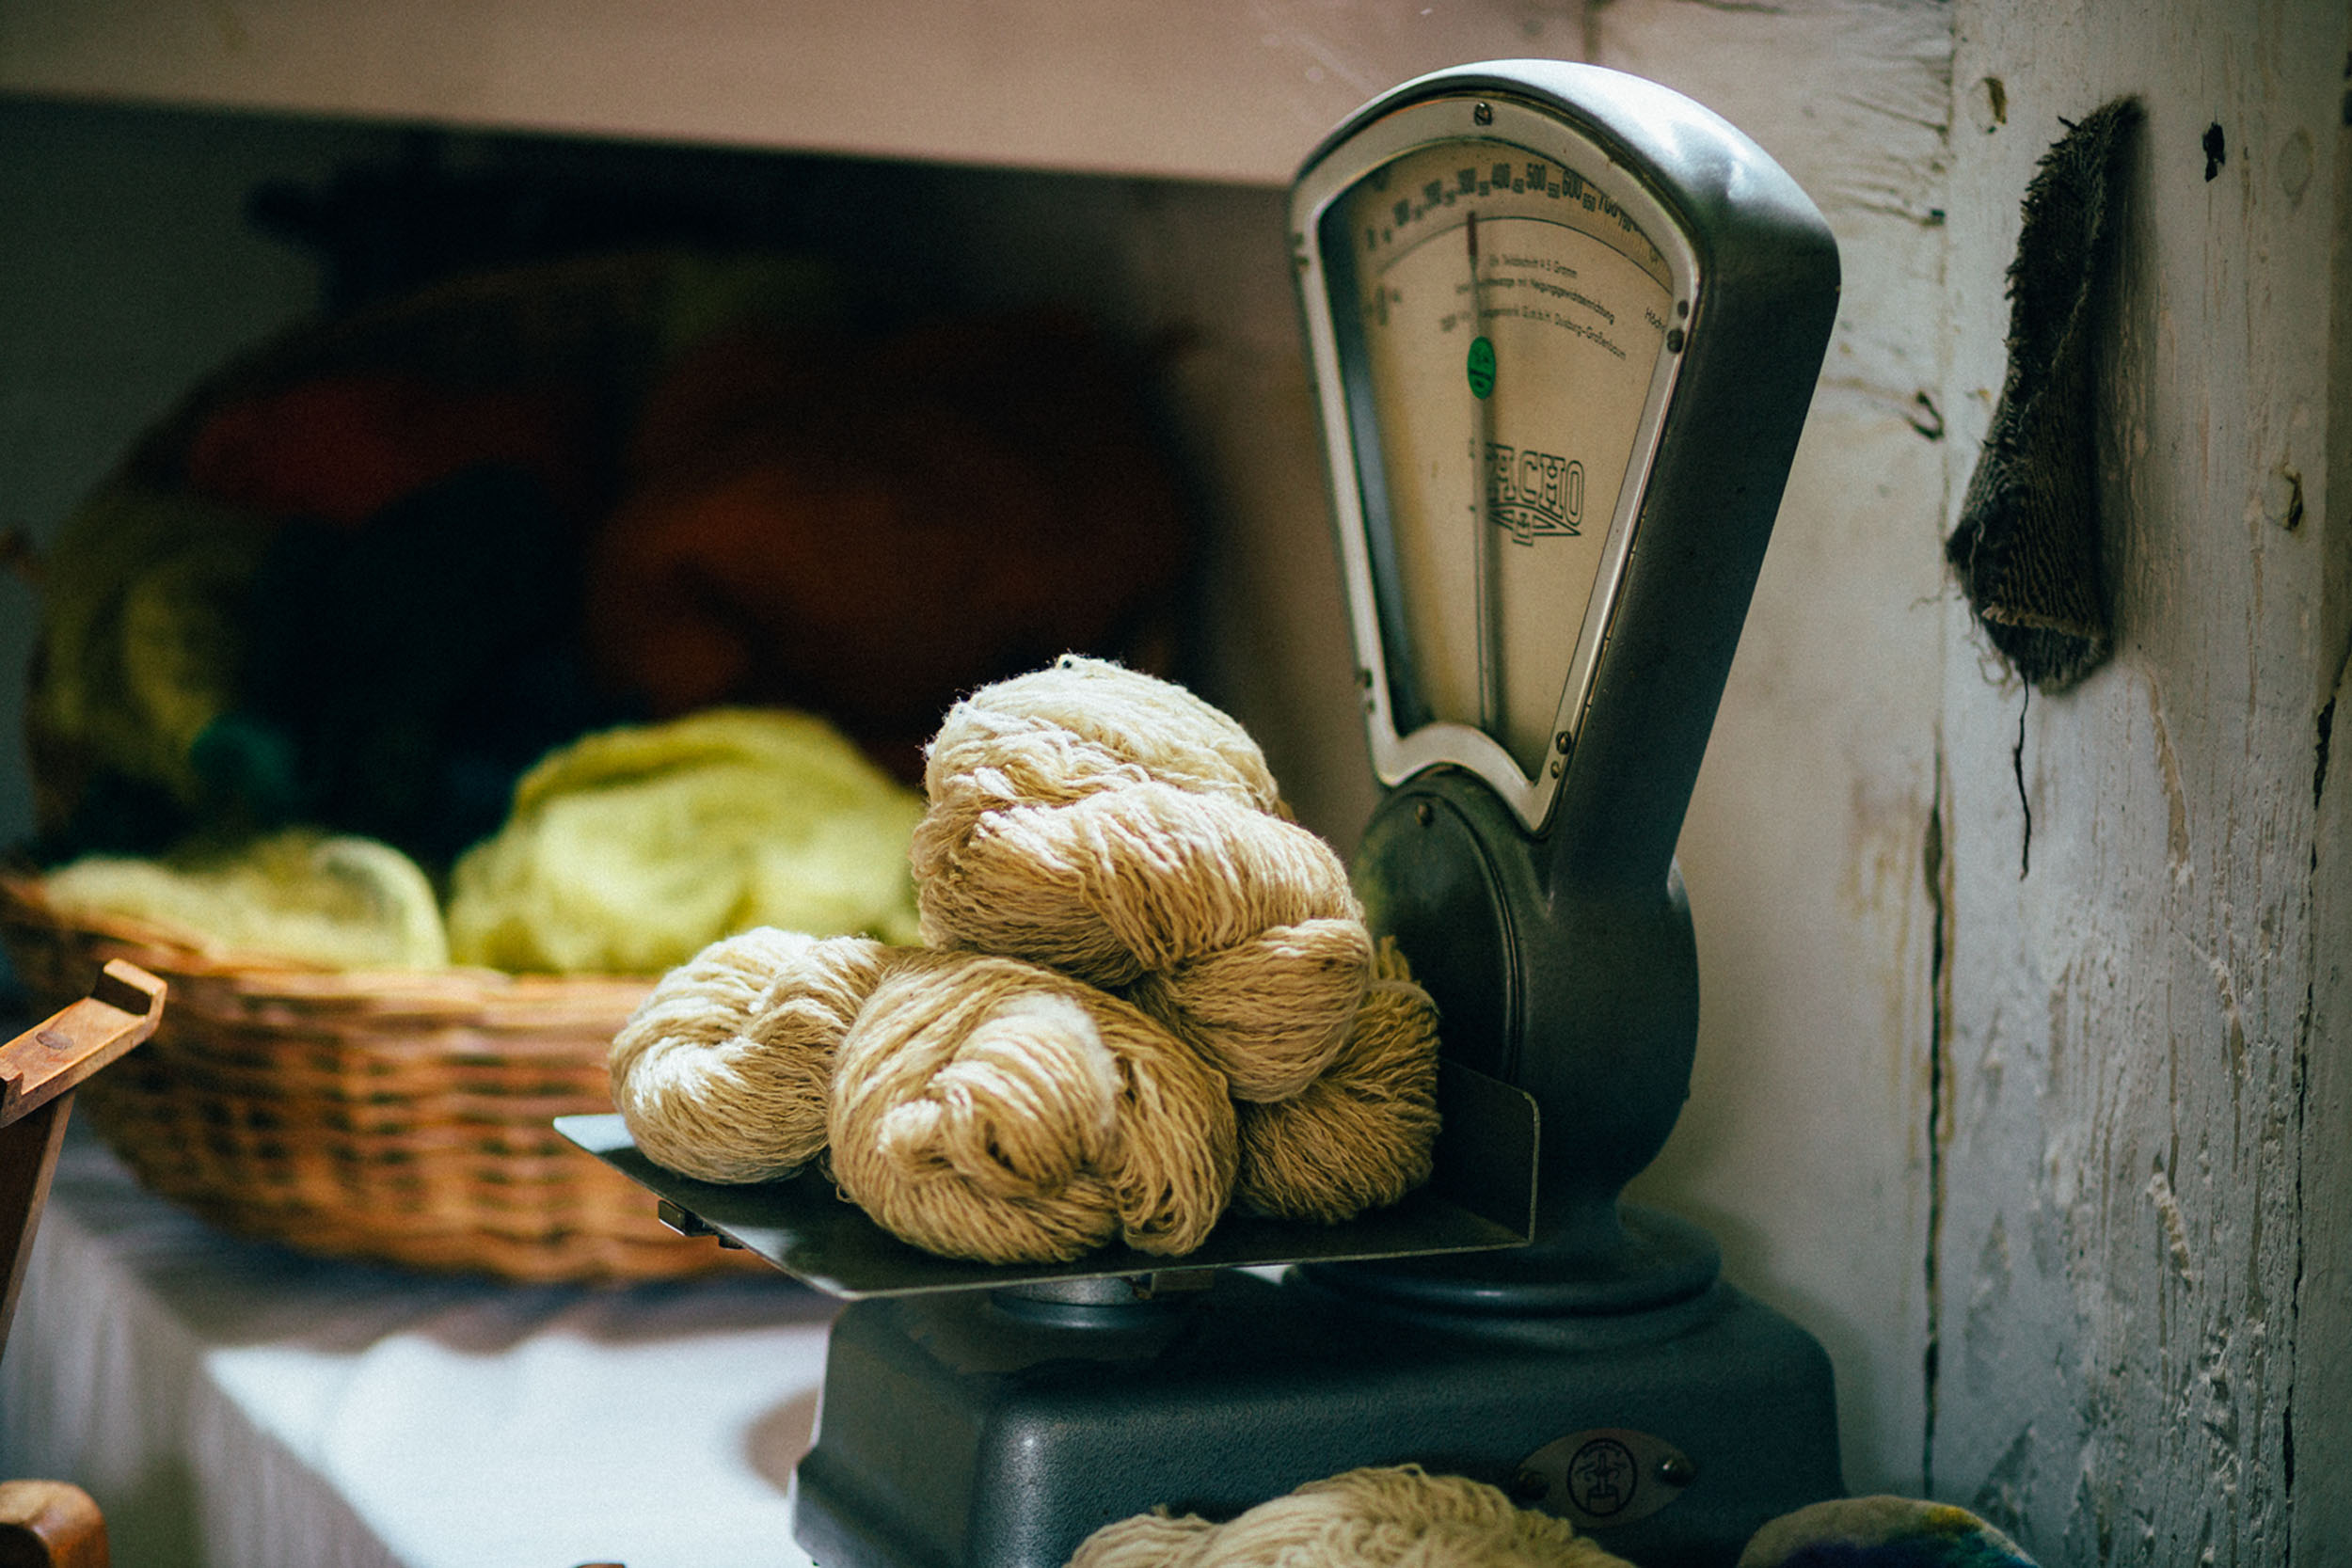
[1470, 209, 1502, 737]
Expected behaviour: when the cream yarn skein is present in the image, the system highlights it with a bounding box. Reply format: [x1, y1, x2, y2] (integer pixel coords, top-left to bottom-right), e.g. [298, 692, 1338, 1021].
[930, 784, 1370, 1100]
[612, 928, 1239, 1263]
[919, 655, 1284, 825]
[915, 660, 1370, 1101]
[1066, 1464, 1633, 1568]
[830, 950, 1237, 1263]
[610, 657, 1443, 1261]
[1234, 939, 1441, 1224]
[608, 927, 888, 1183]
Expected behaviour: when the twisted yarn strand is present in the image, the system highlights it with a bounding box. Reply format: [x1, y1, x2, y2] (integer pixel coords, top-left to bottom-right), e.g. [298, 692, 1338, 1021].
[1125, 916, 1372, 1101]
[923, 784, 1359, 975]
[1234, 939, 1440, 1223]
[829, 950, 1237, 1263]
[914, 661, 1378, 1104]
[1067, 1465, 1633, 1568]
[609, 927, 888, 1183]
[921, 655, 1283, 818]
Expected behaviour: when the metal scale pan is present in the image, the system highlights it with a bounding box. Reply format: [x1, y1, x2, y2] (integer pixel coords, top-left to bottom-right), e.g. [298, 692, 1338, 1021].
[565, 58, 1844, 1566]
[555, 1054, 1535, 1299]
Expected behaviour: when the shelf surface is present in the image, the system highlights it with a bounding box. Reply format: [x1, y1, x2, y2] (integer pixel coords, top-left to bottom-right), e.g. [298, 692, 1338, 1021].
[0, 0, 1584, 184]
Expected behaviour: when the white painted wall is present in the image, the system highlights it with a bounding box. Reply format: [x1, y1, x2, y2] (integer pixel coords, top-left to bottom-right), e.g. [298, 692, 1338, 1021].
[3, 1, 2345, 1558]
[1931, 1, 2348, 1558]
[1598, 0, 1952, 1498]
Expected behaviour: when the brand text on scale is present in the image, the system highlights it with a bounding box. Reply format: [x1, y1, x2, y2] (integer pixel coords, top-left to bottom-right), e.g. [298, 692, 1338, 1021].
[1482, 442, 1581, 542]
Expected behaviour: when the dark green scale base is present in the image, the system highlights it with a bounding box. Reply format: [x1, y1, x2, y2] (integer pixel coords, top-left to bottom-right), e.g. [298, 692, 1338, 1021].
[791, 1230, 1841, 1568]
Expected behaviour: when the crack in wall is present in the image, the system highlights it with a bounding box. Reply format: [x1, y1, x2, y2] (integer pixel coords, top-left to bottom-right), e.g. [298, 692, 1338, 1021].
[2012, 688, 2033, 879]
[1923, 746, 1952, 1494]
[2314, 695, 2335, 811]
[2286, 972, 2309, 1547]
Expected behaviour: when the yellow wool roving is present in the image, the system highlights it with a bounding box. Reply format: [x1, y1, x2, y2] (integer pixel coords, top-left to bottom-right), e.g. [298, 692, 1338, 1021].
[43, 828, 448, 970]
[448, 706, 924, 975]
[914, 657, 1370, 1101]
[1066, 1465, 1634, 1568]
[609, 658, 1445, 1264]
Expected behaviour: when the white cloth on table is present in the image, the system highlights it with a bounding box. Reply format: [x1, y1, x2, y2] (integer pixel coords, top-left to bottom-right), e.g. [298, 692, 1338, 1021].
[1, 1120, 834, 1568]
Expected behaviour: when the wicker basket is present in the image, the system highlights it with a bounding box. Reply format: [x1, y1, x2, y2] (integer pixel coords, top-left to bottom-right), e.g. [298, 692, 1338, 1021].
[8, 254, 774, 1283]
[0, 870, 752, 1282]
[13, 248, 1179, 1282]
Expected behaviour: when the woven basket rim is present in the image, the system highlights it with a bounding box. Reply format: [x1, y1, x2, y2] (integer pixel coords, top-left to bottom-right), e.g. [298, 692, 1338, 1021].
[0, 864, 747, 1282]
[0, 866, 656, 1001]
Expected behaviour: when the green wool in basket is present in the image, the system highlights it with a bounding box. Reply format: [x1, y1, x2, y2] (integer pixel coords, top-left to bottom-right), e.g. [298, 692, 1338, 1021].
[446, 706, 925, 974]
[42, 828, 449, 970]
[28, 486, 277, 848]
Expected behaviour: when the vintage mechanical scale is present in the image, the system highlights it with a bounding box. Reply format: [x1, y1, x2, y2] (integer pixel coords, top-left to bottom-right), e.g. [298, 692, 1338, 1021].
[562, 58, 1844, 1568]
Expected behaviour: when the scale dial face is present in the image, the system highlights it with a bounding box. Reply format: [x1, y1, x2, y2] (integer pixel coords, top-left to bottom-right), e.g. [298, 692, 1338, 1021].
[1295, 95, 1698, 830]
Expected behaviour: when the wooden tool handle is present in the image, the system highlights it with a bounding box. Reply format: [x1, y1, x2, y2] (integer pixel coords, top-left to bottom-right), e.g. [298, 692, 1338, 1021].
[0, 1480, 109, 1568]
[0, 962, 167, 1130]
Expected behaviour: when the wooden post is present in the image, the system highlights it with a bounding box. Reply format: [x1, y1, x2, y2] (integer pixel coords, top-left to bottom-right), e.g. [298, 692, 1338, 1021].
[0, 1479, 108, 1568]
[0, 961, 164, 1360]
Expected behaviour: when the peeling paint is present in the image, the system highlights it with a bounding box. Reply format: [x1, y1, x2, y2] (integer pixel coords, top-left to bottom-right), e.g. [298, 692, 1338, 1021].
[2316, 695, 2336, 810]
[2152, 684, 2192, 879]
[1970, 1423, 2034, 1537]
[1963, 1210, 2011, 1393]
[2146, 1165, 2196, 1287]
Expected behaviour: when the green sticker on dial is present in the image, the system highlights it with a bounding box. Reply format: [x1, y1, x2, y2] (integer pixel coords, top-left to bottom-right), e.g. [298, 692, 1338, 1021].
[1467, 335, 1496, 399]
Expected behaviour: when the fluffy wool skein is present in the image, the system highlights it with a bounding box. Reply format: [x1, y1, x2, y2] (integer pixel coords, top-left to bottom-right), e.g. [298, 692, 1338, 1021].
[1067, 1465, 1633, 1568]
[1233, 939, 1441, 1224]
[611, 926, 1440, 1259]
[917, 655, 1285, 822]
[914, 658, 1373, 1101]
[611, 930, 1238, 1262]
[608, 927, 887, 1183]
[608, 657, 1444, 1263]
[828, 949, 1238, 1263]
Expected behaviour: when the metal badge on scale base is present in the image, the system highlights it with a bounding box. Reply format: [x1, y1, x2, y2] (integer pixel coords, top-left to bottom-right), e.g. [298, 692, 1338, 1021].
[562, 58, 1844, 1568]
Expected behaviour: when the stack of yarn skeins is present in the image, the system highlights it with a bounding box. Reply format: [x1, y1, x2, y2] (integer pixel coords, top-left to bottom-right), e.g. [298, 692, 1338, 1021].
[608, 657, 1443, 1264]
